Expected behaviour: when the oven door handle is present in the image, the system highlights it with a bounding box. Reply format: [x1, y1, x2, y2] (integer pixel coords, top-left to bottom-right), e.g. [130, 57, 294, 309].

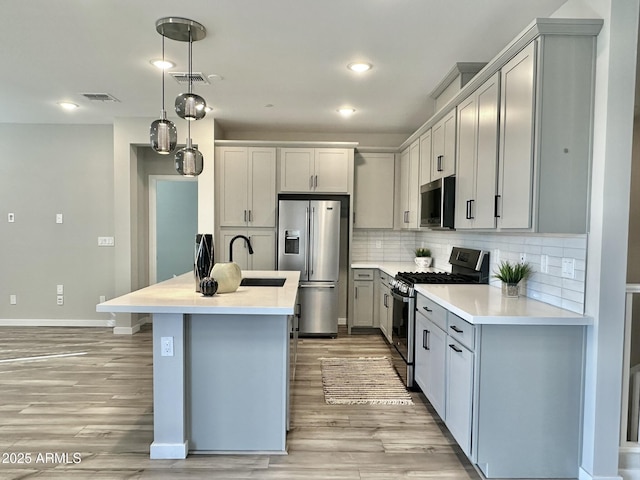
[390, 291, 411, 303]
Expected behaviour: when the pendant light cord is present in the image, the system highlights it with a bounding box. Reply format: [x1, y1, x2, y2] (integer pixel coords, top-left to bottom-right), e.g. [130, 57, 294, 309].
[188, 28, 193, 95]
[161, 35, 166, 112]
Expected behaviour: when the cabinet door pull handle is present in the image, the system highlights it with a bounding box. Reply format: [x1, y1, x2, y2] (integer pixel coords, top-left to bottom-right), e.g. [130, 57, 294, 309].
[384, 293, 388, 308]
[466, 200, 471, 220]
[494, 195, 501, 218]
[423, 329, 430, 350]
[310, 175, 314, 190]
[314, 175, 318, 188]
[449, 343, 463, 353]
[244, 210, 247, 222]
[355, 286, 358, 299]
[249, 210, 253, 222]
[437, 155, 444, 172]
[422, 306, 432, 312]
[469, 199, 475, 219]
[450, 325, 463, 334]
[353, 211, 356, 224]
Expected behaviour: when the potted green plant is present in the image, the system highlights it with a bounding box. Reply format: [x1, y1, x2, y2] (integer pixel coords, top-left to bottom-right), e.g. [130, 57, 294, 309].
[493, 260, 532, 297]
[414, 247, 432, 269]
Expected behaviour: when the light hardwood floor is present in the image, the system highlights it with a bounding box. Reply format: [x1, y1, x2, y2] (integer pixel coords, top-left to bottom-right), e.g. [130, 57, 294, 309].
[0, 325, 480, 480]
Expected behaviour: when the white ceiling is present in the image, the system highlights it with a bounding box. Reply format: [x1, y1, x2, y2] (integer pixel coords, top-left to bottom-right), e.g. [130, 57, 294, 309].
[0, 0, 568, 135]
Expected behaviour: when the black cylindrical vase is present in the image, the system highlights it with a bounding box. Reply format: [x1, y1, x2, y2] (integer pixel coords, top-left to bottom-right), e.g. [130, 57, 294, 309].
[194, 234, 214, 292]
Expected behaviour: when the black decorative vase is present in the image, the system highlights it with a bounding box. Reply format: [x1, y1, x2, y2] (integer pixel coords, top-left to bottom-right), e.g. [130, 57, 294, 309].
[200, 277, 218, 296]
[194, 234, 214, 292]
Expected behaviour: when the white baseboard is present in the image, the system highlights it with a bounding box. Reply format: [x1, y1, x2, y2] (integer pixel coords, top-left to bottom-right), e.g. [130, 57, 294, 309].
[579, 466, 623, 480]
[0, 318, 115, 327]
[113, 316, 151, 335]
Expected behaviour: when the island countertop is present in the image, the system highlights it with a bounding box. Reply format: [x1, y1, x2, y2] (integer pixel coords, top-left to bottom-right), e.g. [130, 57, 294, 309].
[414, 283, 592, 326]
[96, 270, 300, 316]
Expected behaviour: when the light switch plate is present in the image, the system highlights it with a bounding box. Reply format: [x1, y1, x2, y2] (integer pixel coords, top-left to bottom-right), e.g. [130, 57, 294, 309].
[56, 213, 63, 224]
[56, 284, 64, 295]
[98, 236, 115, 247]
[540, 255, 549, 274]
[9, 295, 17, 305]
[7, 213, 15, 223]
[56, 295, 64, 306]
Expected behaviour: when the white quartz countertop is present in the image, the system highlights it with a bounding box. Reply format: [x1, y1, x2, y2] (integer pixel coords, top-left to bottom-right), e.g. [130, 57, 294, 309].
[351, 261, 440, 278]
[414, 284, 592, 326]
[96, 270, 300, 315]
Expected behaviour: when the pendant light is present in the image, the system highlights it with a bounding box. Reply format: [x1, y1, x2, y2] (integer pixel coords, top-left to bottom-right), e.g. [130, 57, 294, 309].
[175, 28, 207, 121]
[155, 17, 207, 177]
[149, 34, 177, 154]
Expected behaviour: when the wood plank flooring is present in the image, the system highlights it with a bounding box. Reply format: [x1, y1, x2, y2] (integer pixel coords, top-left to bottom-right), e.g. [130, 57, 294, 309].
[0, 325, 480, 480]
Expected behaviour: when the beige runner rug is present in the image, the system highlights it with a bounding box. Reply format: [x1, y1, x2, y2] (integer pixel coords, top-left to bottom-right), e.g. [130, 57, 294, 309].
[320, 356, 414, 405]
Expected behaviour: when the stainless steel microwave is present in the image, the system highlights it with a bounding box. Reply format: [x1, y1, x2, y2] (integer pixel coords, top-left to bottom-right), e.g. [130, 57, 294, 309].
[420, 176, 455, 229]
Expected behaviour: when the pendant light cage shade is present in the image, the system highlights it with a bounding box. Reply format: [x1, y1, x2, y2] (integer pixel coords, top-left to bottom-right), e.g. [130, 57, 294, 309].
[175, 93, 207, 121]
[150, 116, 178, 154]
[175, 144, 204, 177]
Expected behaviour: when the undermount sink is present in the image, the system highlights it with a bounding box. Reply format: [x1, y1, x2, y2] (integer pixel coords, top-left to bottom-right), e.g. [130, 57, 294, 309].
[240, 278, 286, 287]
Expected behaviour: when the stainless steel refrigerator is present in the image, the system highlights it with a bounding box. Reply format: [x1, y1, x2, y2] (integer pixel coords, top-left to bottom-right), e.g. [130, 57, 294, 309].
[277, 199, 340, 336]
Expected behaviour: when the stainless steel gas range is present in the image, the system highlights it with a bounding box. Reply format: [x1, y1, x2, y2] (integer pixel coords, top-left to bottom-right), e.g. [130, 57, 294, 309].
[389, 247, 489, 387]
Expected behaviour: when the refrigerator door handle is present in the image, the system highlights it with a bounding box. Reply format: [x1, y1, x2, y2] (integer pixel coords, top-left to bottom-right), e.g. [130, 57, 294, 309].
[299, 284, 336, 288]
[309, 207, 315, 276]
[304, 207, 310, 277]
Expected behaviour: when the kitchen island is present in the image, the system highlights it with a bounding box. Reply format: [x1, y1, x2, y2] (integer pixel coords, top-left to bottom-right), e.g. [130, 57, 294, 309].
[97, 270, 300, 459]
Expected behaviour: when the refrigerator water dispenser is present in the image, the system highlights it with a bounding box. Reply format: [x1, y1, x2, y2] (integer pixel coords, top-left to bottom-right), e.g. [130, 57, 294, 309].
[284, 230, 300, 254]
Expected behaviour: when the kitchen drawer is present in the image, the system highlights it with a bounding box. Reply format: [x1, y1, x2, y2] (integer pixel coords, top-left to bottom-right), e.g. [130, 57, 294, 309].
[416, 293, 447, 331]
[353, 269, 374, 281]
[447, 313, 475, 351]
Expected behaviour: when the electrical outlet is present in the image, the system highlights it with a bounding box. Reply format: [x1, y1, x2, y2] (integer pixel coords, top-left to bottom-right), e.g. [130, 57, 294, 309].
[9, 295, 17, 305]
[519, 253, 526, 263]
[56, 295, 64, 306]
[493, 249, 500, 264]
[161, 337, 174, 357]
[56, 213, 63, 224]
[56, 284, 64, 295]
[540, 255, 549, 274]
[7, 213, 15, 223]
[99, 295, 106, 303]
[375, 241, 382, 249]
[562, 258, 575, 279]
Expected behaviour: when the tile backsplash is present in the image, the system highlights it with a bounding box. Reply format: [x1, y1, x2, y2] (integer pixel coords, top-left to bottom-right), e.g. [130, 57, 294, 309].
[352, 229, 587, 314]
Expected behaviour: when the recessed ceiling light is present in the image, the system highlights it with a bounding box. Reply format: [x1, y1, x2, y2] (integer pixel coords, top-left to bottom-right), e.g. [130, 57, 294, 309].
[337, 107, 356, 117]
[347, 62, 372, 73]
[57, 102, 79, 111]
[150, 59, 176, 70]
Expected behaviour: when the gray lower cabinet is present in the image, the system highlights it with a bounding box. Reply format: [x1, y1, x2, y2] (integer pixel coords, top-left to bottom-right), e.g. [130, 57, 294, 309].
[414, 292, 585, 478]
[352, 269, 375, 327]
[377, 271, 393, 343]
[445, 336, 474, 457]
[414, 308, 446, 420]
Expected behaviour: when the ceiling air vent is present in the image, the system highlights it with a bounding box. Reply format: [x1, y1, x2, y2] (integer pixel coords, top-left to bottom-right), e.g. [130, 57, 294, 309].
[170, 72, 210, 85]
[81, 93, 120, 102]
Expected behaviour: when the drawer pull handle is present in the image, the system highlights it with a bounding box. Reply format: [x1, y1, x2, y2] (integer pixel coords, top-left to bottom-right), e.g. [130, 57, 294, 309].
[450, 325, 463, 334]
[422, 306, 432, 312]
[449, 344, 463, 353]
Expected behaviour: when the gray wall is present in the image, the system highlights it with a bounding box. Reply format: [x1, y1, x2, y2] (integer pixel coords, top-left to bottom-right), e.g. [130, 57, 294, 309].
[0, 124, 114, 322]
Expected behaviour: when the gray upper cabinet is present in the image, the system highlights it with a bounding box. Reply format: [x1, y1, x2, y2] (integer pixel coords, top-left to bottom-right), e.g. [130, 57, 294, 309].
[419, 129, 432, 186]
[399, 140, 420, 229]
[455, 72, 500, 230]
[354, 152, 395, 229]
[431, 108, 456, 179]
[216, 146, 277, 228]
[497, 34, 597, 233]
[280, 148, 351, 193]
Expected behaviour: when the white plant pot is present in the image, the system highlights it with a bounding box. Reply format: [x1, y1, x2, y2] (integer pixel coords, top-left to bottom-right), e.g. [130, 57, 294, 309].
[414, 257, 432, 269]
